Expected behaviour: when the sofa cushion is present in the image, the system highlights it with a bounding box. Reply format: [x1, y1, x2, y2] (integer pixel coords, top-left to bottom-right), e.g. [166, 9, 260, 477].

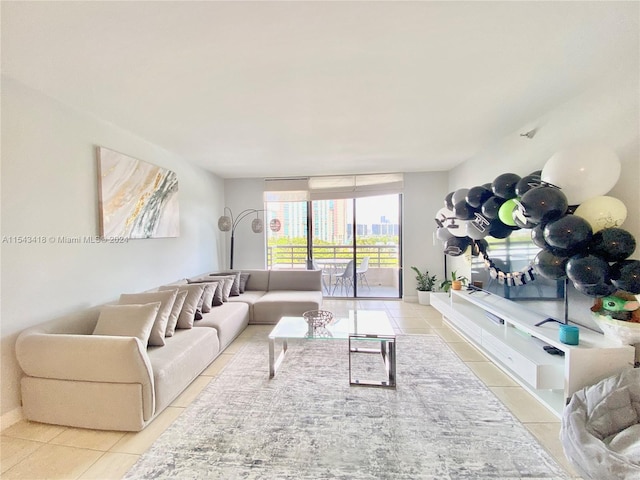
[93, 303, 160, 345]
[196, 302, 250, 350]
[267, 269, 322, 291]
[119, 290, 178, 346]
[165, 290, 188, 337]
[243, 270, 270, 291]
[209, 272, 241, 296]
[147, 327, 219, 413]
[252, 290, 323, 324]
[159, 284, 205, 329]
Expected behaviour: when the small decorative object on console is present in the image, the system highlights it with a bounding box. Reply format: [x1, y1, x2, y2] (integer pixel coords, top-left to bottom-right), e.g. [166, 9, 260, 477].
[303, 310, 334, 327]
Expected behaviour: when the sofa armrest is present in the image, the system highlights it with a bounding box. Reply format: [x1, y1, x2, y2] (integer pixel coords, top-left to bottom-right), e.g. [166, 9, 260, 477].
[16, 333, 154, 386]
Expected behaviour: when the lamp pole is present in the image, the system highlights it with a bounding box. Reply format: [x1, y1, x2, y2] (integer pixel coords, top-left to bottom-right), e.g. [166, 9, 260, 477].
[218, 208, 264, 269]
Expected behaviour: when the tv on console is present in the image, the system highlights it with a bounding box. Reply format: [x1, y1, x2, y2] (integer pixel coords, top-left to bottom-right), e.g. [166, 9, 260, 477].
[470, 229, 599, 331]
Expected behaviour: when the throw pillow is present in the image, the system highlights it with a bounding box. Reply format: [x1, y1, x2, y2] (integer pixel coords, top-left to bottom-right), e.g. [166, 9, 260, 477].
[239, 272, 251, 293]
[159, 284, 205, 329]
[201, 283, 215, 313]
[186, 282, 215, 312]
[119, 290, 178, 346]
[210, 280, 223, 306]
[165, 289, 188, 337]
[209, 273, 241, 296]
[93, 302, 160, 346]
[221, 277, 234, 301]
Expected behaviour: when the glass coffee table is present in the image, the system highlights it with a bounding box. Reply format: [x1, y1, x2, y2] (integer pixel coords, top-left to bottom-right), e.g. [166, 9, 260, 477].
[268, 310, 396, 388]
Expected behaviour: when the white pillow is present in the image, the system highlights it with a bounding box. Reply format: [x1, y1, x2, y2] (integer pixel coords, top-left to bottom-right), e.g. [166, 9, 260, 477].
[93, 303, 160, 346]
[165, 290, 188, 337]
[119, 290, 178, 346]
[159, 284, 205, 329]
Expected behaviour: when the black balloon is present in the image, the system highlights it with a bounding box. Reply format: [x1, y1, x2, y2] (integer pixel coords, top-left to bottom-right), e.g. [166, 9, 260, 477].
[566, 254, 610, 286]
[492, 173, 522, 199]
[481, 196, 506, 220]
[533, 250, 568, 280]
[573, 282, 617, 298]
[544, 215, 593, 253]
[489, 219, 514, 239]
[453, 200, 477, 220]
[589, 228, 636, 262]
[444, 236, 471, 257]
[610, 260, 640, 294]
[515, 174, 542, 197]
[444, 192, 455, 210]
[519, 186, 568, 224]
[466, 186, 494, 209]
[531, 224, 550, 250]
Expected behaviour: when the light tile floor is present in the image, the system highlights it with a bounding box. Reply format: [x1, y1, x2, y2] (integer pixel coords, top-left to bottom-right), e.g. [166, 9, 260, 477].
[1, 300, 581, 479]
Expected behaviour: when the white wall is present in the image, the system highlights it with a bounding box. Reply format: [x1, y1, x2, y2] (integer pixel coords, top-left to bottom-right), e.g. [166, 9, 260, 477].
[445, 74, 639, 280]
[222, 178, 267, 270]
[402, 172, 449, 298]
[224, 172, 450, 298]
[0, 78, 226, 420]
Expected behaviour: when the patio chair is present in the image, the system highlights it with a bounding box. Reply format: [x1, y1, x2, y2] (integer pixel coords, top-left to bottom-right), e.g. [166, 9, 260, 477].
[332, 260, 355, 295]
[356, 256, 370, 289]
[312, 259, 332, 295]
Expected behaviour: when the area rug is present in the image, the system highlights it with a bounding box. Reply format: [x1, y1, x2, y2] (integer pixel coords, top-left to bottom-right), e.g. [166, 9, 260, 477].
[125, 334, 569, 479]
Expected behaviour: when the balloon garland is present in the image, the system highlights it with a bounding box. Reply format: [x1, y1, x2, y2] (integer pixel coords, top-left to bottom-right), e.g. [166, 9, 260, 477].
[435, 145, 640, 323]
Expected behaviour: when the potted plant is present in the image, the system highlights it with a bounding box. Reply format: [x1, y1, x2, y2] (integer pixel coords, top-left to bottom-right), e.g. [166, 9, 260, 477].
[440, 270, 468, 293]
[411, 266, 438, 305]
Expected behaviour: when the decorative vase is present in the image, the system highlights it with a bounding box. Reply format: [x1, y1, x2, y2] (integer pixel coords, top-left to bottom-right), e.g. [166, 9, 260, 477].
[452, 280, 463, 291]
[417, 290, 431, 305]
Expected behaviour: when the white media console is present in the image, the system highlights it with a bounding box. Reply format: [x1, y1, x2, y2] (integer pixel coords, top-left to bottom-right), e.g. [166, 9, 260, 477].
[430, 289, 635, 418]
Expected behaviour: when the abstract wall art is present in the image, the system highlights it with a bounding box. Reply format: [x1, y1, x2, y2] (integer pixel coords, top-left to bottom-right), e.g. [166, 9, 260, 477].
[97, 147, 180, 239]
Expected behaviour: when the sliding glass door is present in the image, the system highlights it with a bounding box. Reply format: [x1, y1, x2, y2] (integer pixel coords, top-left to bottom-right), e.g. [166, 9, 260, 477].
[264, 194, 402, 298]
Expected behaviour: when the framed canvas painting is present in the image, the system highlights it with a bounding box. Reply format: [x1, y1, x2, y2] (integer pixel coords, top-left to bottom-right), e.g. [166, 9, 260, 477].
[97, 147, 180, 238]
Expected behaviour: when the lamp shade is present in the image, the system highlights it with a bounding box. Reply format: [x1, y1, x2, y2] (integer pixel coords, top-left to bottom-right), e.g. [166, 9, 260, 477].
[218, 215, 232, 232]
[251, 218, 264, 233]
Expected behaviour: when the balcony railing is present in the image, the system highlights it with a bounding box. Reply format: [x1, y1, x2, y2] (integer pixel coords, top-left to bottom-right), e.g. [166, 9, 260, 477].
[267, 244, 399, 269]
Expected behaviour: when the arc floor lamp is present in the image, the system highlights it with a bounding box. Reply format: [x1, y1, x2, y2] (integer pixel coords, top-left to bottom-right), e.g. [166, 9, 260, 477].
[217, 208, 264, 269]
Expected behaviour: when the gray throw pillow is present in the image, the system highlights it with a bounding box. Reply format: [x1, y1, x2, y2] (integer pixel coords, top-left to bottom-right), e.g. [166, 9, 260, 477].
[239, 273, 251, 293]
[159, 284, 205, 329]
[210, 273, 241, 296]
[165, 290, 188, 336]
[93, 302, 160, 346]
[119, 290, 178, 346]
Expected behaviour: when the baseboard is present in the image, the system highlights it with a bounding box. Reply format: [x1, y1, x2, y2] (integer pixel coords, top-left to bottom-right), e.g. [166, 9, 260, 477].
[1, 406, 24, 431]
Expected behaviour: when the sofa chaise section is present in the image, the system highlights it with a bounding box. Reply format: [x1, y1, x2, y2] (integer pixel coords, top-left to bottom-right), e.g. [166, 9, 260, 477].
[224, 269, 323, 324]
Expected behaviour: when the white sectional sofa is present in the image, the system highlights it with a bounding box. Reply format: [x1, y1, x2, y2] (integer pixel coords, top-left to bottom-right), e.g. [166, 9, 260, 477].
[15, 269, 322, 432]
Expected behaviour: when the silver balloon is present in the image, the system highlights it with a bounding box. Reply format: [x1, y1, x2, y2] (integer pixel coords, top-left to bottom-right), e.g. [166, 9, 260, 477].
[436, 226, 454, 242]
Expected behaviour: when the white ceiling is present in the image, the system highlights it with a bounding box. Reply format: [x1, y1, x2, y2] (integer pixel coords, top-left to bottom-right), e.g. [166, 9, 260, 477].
[2, 1, 638, 179]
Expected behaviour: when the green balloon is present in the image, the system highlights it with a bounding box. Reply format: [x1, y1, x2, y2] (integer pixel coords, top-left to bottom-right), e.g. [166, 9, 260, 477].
[498, 199, 518, 227]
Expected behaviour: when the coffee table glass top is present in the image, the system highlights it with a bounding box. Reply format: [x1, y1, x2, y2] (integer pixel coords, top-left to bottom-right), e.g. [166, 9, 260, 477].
[269, 310, 395, 340]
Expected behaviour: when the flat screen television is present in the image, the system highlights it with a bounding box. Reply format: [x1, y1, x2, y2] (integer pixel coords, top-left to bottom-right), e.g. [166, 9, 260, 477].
[470, 229, 599, 331]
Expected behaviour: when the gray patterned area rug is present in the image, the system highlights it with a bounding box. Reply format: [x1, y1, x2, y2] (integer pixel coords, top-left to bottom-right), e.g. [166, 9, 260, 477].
[125, 334, 569, 479]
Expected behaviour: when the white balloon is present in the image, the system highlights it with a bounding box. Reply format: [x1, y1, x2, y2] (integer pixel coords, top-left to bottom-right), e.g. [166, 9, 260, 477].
[574, 196, 628, 232]
[436, 226, 454, 242]
[448, 219, 470, 237]
[541, 144, 621, 205]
